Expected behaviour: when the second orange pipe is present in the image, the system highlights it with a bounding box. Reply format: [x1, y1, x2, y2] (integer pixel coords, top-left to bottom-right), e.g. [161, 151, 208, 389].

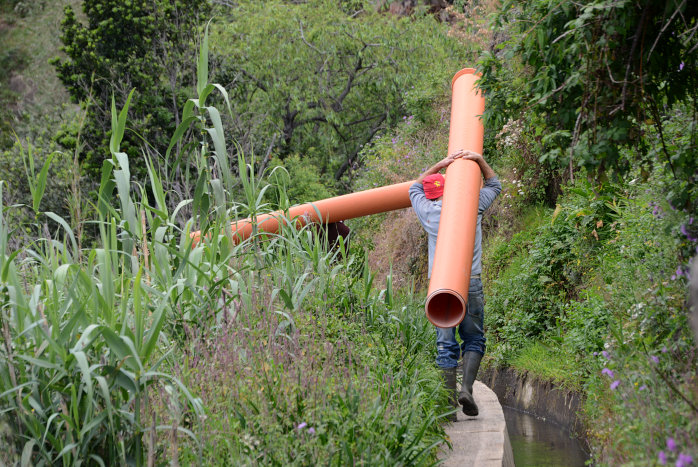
[190, 181, 416, 245]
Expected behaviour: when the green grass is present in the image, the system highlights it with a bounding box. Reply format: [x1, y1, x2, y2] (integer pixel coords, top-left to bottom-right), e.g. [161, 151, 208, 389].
[482, 204, 550, 286]
[509, 341, 583, 390]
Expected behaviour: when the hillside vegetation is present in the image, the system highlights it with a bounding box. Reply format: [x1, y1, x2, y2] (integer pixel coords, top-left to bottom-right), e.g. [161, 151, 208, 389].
[0, 0, 696, 465]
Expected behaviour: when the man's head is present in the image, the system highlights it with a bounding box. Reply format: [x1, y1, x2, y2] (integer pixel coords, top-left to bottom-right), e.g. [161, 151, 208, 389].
[423, 174, 445, 200]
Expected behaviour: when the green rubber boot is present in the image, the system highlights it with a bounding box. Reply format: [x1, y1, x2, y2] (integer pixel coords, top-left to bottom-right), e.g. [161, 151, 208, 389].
[441, 367, 458, 422]
[458, 352, 483, 416]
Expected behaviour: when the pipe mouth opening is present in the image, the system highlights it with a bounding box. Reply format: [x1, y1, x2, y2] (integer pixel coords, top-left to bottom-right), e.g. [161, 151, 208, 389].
[426, 289, 466, 328]
[451, 68, 477, 89]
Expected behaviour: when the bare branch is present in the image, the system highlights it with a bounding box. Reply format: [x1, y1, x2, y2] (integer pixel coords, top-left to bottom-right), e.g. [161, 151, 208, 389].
[257, 132, 278, 179]
[209, 0, 236, 7]
[299, 20, 324, 55]
[619, 1, 651, 113]
[345, 113, 384, 127]
[334, 114, 387, 180]
[552, 24, 586, 44]
[294, 115, 329, 128]
[647, 0, 687, 60]
[332, 48, 366, 112]
[238, 68, 268, 92]
[680, 21, 698, 43]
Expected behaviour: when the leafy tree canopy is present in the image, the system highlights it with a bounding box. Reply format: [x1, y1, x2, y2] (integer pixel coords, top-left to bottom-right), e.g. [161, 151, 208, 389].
[211, 0, 467, 182]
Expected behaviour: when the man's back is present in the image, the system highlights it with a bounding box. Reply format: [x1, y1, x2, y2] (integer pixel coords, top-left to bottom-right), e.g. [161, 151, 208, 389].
[409, 177, 501, 277]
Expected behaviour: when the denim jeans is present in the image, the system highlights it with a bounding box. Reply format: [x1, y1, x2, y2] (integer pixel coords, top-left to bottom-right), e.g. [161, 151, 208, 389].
[435, 277, 486, 369]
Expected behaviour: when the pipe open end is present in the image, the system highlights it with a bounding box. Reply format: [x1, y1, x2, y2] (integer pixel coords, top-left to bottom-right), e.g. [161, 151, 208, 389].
[451, 68, 477, 89]
[425, 289, 466, 328]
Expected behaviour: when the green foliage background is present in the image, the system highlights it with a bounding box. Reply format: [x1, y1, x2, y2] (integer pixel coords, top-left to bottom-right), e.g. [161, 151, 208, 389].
[0, 0, 697, 464]
[52, 0, 209, 175]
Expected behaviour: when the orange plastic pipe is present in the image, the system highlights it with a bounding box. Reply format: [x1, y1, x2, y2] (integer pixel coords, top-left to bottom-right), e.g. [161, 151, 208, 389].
[190, 181, 416, 245]
[425, 68, 485, 328]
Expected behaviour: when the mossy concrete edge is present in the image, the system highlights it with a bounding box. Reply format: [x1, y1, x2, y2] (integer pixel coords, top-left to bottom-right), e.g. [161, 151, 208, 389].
[480, 366, 590, 452]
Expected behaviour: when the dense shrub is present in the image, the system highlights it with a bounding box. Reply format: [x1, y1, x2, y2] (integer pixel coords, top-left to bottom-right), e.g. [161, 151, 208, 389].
[266, 154, 336, 206]
[582, 177, 697, 464]
[481, 166, 697, 462]
[52, 0, 209, 176]
[485, 178, 617, 357]
[477, 0, 698, 210]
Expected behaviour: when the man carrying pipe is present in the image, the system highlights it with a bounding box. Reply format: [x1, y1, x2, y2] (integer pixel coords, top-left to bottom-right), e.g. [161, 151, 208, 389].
[409, 149, 501, 420]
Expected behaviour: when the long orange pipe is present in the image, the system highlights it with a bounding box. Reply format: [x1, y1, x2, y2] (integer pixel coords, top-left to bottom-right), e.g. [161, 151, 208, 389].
[424, 68, 485, 328]
[190, 181, 416, 245]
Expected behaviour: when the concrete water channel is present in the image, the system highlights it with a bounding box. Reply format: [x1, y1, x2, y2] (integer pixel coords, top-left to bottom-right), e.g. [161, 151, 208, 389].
[503, 405, 589, 466]
[439, 371, 589, 466]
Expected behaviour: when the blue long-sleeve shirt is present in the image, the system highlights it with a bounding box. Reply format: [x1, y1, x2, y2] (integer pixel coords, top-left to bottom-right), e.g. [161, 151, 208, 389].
[409, 176, 501, 277]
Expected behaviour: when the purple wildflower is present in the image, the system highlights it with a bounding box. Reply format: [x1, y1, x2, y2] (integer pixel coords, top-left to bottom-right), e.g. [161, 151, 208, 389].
[297, 422, 307, 430]
[662, 346, 668, 353]
[653, 205, 664, 219]
[308, 427, 316, 435]
[610, 380, 620, 390]
[602, 350, 610, 359]
[639, 385, 647, 391]
[593, 351, 598, 356]
[672, 274, 677, 280]
[659, 451, 667, 465]
[679, 62, 685, 71]
[651, 355, 660, 364]
[667, 437, 677, 452]
[602, 368, 614, 378]
[677, 453, 693, 467]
